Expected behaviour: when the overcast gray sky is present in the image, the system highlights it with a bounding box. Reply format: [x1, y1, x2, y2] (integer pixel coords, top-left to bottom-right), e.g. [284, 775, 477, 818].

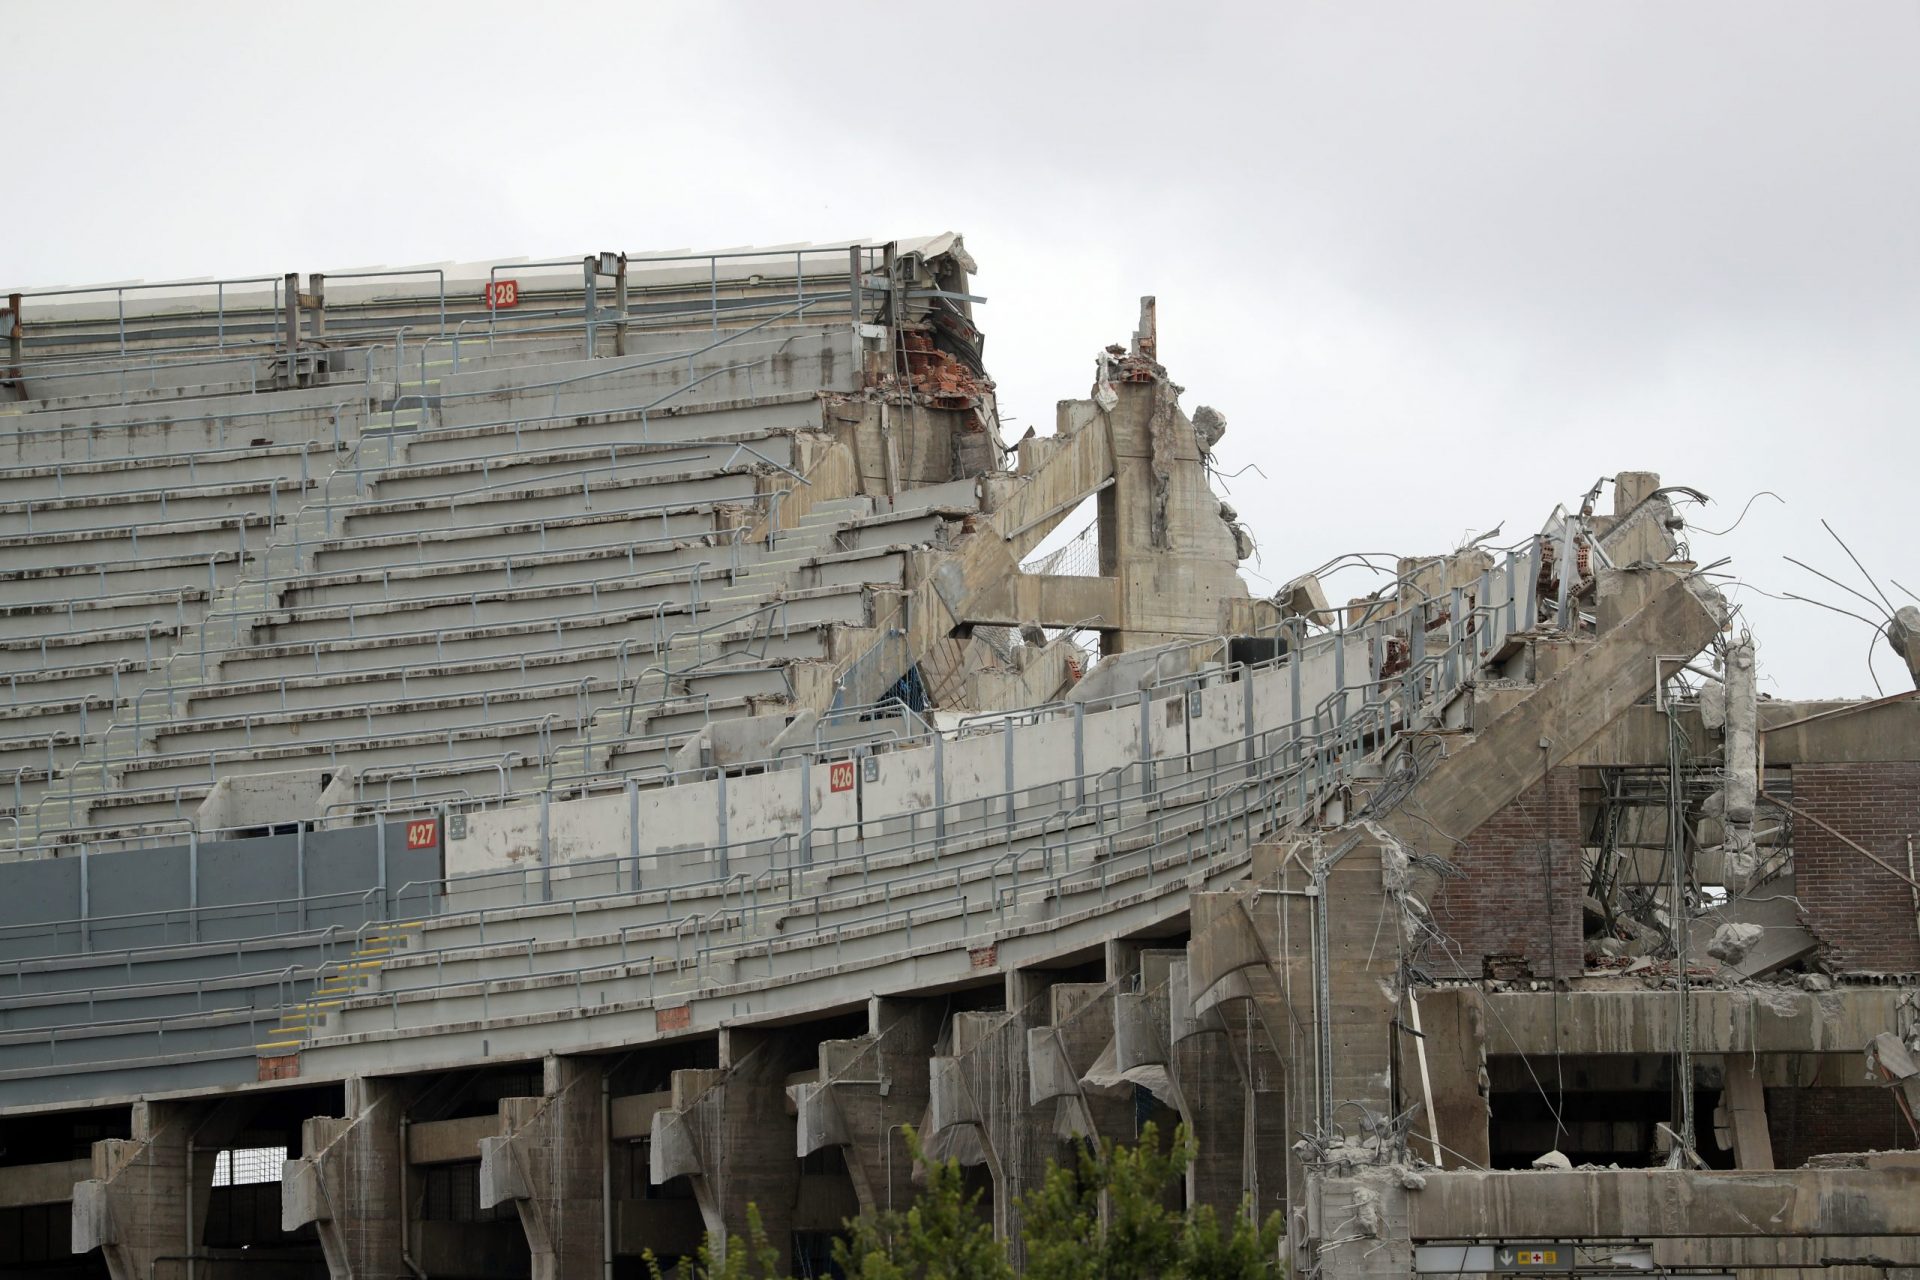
[8, 2, 1915, 697]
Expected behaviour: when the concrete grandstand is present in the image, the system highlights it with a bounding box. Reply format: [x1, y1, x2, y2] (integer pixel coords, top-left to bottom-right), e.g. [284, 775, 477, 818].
[0, 240, 1915, 1279]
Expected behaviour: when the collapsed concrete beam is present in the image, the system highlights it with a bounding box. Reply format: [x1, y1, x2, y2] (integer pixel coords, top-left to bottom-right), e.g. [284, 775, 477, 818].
[962, 573, 1123, 631]
[479, 1055, 606, 1280]
[282, 1078, 411, 1280]
[830, 402, 1115, 711]
[1408, 1168, 1920, 1239]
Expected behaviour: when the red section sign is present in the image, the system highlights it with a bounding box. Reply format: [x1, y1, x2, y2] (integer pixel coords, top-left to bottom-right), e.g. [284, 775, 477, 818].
[829, 761, 855, 793]
[483, 279, 520, 310]
[405, 819, 439, 850]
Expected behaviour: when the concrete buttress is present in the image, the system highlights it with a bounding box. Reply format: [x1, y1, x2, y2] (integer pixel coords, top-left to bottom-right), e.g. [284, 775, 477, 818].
[926, 971, 1063, 1267]
[282, 1077, 412, 1279]
[651, 1027, 809, 1274]
[795, 997, 941, 1217]
[1155, 953, 1255, 1220]
[71, 1098, 248, 1280]
[1027, 981, 1133, 1144]
[479, 1055, 607, 1280]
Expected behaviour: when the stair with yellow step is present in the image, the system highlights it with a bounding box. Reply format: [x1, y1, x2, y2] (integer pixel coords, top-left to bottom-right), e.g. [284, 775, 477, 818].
[255, 921, 423, 1053]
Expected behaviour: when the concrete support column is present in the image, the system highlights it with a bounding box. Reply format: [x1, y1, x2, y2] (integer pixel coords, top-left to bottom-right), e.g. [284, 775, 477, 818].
[1157, 954, 1252, 1219]
[795, 997, 940, 1218]
[1228, 1016, 1291, 1228]
[926, 970, 1062, 1266]
[479, 1055, 607, 1280]
[1308, 1174, 1412, 1280]
[282, 1078, 411, 1279]
[1396, 986, 1490, 1169]
[1029, 981, 1133, 1144]
[71, 1099, 244, 1280]
[651, 1028, 807, 1274]
[1256, 836, 1410, 1271]
[1723, 1057, 1775, 1170]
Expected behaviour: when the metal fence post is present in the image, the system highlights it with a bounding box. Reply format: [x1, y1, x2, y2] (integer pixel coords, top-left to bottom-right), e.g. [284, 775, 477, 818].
[540, 791, 552, 903]
[628, 777, 640, 893]
[1073, 703, 1086, 806]
[583, 258, 598, 360]
[188, 831, 200, 943]
[296, 825, 307, 932]
[79, 844, 90, 953]
[283, 272, 300, 375]
[933, 733, 946, 846]
[716, 770, 729, 880]
[800, 757, 814, 868]
[614, 254, 629, 357]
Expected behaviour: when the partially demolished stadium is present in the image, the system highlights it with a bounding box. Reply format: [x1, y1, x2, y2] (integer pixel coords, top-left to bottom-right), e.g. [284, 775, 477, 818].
[0, 237, 1913, 1279]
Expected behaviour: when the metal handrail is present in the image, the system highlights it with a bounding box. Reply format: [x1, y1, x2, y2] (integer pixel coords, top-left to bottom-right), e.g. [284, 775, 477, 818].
[343, 758, 1278, 1018]
[0, 622, 1460, 1041]
[4, 274, 286, 357]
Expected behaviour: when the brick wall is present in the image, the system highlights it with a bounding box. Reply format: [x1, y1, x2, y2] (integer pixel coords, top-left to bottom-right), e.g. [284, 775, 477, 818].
[1765, 1087, 1918, 1168]
[1790, 762, 1920, 974]
[1426, 768, 1585, 980]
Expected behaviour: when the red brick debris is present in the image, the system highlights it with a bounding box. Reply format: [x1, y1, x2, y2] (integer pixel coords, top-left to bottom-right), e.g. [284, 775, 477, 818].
[900, 326, 994, 409]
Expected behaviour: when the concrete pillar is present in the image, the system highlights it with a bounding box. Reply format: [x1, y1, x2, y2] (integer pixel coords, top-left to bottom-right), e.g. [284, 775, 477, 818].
[1227, 1015, 1292, 1229]
[71, 1099, 247, 1280]
[795, 997, 940, 1218]
[651, 1028, 807, 1274]
[1029, 981, 1133, 1144]
[1090, 366, 1247, 653]
[1260, 835, 1408, 1269]
[1308, 1174, 1412, 1280]
[282, 1078, 411, 1279]
[1397, 987, 1490, 1169]
[927, 970, 1063, 1267]
[479, 1055, 607, 1280]
[1157, 954, 1252, 1220]
[1723, 1057, 1775, 1170]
